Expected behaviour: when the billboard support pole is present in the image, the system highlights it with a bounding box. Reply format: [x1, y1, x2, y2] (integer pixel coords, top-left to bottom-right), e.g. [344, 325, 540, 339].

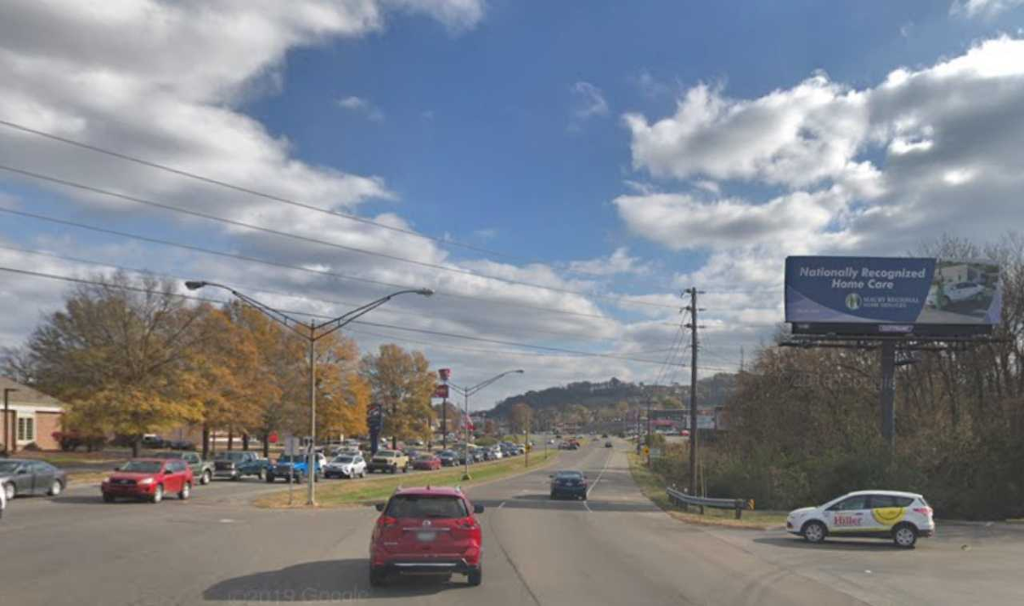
[880, 341, 897, 454]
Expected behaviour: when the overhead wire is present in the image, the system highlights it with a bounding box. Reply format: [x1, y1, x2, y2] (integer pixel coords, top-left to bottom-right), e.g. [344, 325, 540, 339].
[0, 243, 635, 347]
[0, 266, 742, 370]
[0, 205, 679, 326]
[0, 162, 678, 310]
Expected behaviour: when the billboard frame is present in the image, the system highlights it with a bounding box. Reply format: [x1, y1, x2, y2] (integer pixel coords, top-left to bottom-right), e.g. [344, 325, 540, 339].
[785, 256, 1001, 338]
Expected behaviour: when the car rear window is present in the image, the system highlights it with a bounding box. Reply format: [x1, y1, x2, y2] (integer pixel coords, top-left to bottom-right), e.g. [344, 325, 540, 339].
[871, 495, 916, 508]
[386, 495, 468, 519]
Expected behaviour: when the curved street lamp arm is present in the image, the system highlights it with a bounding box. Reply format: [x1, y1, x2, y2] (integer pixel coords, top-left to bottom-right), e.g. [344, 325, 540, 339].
[187, 280, 310, 339]
[313, 289, 430, 341]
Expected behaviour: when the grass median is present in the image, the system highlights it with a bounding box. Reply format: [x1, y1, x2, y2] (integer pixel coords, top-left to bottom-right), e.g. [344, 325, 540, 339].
[627, 452, 787, 530]
[254, 450, 559, 509]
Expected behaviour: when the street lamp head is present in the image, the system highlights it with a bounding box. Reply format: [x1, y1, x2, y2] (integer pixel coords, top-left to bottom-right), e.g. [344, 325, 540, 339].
[514, 369, 525, 374]
[184, 280, 207, 291]
[416, 288, 435, 297]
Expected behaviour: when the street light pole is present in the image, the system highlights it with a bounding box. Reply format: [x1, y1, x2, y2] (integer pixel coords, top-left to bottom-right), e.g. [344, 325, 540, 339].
[185, 280, 433, 505]
[448, 369, 525, 480]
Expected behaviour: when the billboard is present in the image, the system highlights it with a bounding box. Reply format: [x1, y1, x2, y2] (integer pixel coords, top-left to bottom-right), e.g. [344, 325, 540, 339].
[786, 257, 1001, 336]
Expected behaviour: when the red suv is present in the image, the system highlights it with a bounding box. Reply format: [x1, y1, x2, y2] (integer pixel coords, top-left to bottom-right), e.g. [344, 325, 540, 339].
[369, 486, 485, 587]
[101, 458, 194, 503]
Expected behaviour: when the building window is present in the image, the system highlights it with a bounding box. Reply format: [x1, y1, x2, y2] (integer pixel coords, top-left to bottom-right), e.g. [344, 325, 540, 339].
[18, 417, 35, 442]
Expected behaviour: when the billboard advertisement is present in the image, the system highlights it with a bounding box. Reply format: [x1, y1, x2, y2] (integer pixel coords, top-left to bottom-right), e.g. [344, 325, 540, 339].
[785, 257, 1001, 336]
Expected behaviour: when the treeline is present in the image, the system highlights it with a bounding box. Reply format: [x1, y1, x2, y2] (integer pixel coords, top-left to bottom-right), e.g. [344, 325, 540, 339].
[656, 234, 1024, 520]
[1, 273, 437, 456]
[491, 374, 737, 424]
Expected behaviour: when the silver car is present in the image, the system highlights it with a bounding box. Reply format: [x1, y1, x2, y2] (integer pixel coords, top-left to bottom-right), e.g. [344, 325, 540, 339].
[0, 459, 68, 500]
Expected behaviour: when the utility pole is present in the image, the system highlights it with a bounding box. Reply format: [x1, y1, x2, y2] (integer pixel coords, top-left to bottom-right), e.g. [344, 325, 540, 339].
[685, 288, 701, 496]
[3, 388, 18, 457]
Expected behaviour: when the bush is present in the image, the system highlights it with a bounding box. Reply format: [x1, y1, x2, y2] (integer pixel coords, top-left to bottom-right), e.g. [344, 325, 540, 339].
[475, 437, 498, 447]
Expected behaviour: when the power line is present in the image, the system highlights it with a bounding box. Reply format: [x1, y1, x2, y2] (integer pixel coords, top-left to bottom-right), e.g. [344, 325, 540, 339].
[0, 162, 678, 310]
[0, 243, 633, 347]
[1, 265, 732, 370]
[0, 205, 678, 326]
[0, 118, 546, 266]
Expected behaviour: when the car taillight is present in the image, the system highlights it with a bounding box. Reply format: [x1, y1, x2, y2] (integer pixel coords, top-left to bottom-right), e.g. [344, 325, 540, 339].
[379, 516, 398, 528]
[914, 507, 933, 517]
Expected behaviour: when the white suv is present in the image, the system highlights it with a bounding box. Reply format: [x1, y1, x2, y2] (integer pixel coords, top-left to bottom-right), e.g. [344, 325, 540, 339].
[786, 490, 935, 548]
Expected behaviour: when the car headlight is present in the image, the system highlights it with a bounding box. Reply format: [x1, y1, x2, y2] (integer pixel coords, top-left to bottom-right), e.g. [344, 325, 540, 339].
[138, 477, 155, 485]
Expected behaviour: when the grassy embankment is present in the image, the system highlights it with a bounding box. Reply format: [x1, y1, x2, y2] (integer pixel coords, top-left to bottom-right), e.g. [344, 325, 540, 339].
[627, 451, 787, 530]
[255, 449, 559, 508]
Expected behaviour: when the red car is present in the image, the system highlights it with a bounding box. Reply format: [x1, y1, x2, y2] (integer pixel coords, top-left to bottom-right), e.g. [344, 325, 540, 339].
[101, 458, 194, 503]
[412, 454, 442, 471]
[369, 486, 485, 587]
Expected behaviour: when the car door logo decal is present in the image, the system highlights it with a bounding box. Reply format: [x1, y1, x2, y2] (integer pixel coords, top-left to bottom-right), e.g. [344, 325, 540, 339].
[872, 507, 906, 526]
[833, 514, 863, 527]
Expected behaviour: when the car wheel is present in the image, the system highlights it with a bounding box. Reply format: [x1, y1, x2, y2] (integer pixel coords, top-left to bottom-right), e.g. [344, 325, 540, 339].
[49, 479, 64, 497]
[360, 470, 366, 479]
[390, 465, 397, 474]
[467, 564, 482, 587]
[179, 482, 191, 500]
[152, 485, 164, 504]
[231, 474, 240, 481]
[369, 566, 387, 588]
[4, 482, 16, 500]
[802, 521, 827, 544]
[941, 295, 951, 307]
[201, 470, 212, 485]
[893, 524, 918, 549]
[402, 465, 409, 473]
[102, 493, 115, 503]
[265, 473, 275, 483]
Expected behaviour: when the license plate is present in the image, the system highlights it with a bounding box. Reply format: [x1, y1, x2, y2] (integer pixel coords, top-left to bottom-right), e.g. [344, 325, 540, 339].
[416, 531, 437, 542]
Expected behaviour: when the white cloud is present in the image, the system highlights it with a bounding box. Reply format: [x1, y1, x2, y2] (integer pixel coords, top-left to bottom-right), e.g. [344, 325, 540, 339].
[950, 0, 1024, 18]
[617, 36, 1024, 375]
[625, 76, 870, 189]
[337, 95, 385, 121]
[635, 69, 673, 98]
[613, 189, 852, 252]
[569, 81, 609, 129]
[384, 0, 486, 32]
[567, 247, 652, 277]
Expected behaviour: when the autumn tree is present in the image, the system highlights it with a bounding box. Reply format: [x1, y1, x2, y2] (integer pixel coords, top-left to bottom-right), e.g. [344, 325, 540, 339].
[509, 402, 533, 434]
[310, 331, 370, 442]
[361, 344, 435, 448]
[14, 272, 209, 456]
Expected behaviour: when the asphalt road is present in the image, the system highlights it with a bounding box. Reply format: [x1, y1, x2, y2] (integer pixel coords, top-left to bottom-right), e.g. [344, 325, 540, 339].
[2, 440, 1022, 605]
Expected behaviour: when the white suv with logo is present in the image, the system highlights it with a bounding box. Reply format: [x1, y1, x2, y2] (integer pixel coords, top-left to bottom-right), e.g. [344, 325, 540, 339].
[786, 490, 935, 548]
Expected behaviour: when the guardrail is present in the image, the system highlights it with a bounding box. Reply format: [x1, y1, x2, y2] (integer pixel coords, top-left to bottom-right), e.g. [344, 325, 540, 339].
[666, 486, 753, 520]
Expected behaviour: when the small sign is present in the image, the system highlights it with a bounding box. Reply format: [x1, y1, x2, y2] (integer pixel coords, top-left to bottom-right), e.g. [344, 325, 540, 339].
[433, 384, 449, 399]
[649, 448, 662, 458]
[438, 368, 452, 381]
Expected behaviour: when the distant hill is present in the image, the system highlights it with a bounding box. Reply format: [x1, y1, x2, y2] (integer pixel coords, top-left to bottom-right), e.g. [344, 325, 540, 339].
[489, 374, 737, 419]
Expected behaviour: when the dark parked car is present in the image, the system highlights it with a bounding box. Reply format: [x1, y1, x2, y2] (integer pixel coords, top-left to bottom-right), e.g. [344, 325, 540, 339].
[151, 451, 213, 485]
[0, 459, 68, 500]
[213, 451, 270, 481]
[549, 470, 588, 500]
[437, 450, 458, 467]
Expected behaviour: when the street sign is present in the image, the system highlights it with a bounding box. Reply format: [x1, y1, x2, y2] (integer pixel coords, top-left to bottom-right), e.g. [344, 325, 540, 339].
[285, 436, 301, 456]
[438, 368, 452, 381]
[433, 384, 449, 399]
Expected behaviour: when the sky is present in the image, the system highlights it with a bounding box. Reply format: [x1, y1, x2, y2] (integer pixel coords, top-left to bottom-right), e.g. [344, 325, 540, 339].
[2, 0, 1024, 409]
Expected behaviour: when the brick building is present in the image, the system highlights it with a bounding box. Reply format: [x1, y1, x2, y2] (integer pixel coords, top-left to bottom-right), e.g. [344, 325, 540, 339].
[1, 377, 66, 452]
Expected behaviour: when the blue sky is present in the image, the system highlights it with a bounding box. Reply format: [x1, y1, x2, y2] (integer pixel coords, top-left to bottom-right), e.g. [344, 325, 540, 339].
[2, 0, 1024, 405]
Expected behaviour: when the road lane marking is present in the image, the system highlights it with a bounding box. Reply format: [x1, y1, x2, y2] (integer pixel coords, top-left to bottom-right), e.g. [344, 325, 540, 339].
[584, 500, 592, 513]
[498, 501, 506, 509]
[587, 449, 613, 497]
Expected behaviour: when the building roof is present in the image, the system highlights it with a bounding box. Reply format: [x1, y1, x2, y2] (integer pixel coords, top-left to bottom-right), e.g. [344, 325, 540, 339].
[0, 376, 65, 409]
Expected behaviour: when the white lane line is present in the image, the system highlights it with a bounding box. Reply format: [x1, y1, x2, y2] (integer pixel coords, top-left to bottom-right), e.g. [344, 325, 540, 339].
[583, 500, 592, 513]
[498, 501, 506, 509]
[586, 450, 612, 497]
